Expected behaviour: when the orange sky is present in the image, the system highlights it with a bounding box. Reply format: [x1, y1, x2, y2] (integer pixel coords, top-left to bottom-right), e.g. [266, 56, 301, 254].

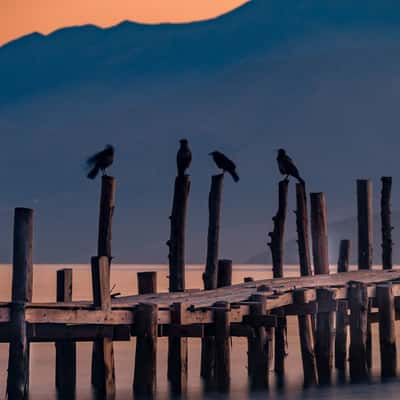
[0, 0, 248, 46]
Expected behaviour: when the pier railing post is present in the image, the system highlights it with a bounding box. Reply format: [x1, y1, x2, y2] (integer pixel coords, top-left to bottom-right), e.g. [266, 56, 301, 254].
[55, 268, 76, 395]
[7, 208, 34, 400]
[381, 177, 393, 270]
[357, 179, 373, 270]
[133, 303, 158, 396]
[376, 283, 397, 378]
[348, 281, 369, 382]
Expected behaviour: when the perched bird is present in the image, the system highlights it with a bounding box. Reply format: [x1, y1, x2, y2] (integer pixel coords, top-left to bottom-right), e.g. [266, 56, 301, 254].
[209, 151, 240, 182]
[177, 139, 192, 177]
[277, 148, 304, 184]
[86, 145, 115, 179]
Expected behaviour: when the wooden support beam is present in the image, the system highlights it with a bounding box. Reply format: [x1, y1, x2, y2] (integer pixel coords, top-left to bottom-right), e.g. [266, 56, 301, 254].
[381, 177, 393, 270]
[7, 208, 33, 400]
[133, 303, 158, 396]
[217, 259, 233, 288]
[357, 179, 373, 270]
[348, 281, 370, 382]
[376, 283, 397, 378]
[137, 271, 157, 295]
[91, 256, 115, 399]
[293, 289, 317, 386]
[55, 269, 76, 396]
[310, 193, 329, 274]
[315, 287, 335, 385]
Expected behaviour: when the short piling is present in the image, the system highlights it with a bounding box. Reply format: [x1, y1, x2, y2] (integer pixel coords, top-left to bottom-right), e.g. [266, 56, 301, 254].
[6, 208, 34, 400]
[381, 177, 393, 270]
[137, 271, 157, 294]
[338, 239, 351, 273]
[55, 269, 76, 395]
[217, 259, 233, 287]
[357, 179, 373, 270]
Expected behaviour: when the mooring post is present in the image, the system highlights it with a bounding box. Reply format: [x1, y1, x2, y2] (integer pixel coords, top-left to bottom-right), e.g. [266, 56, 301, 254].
[201, 174, 224, 380]
[248, 294, 271, 389]
[213, 301, 230, 392]
[376, 283, 397, 378]
[381, 177, 393, 270]
[55, 269, 76, 395]
[348, 281, 369, 382]
[217, 259, 233, 287]
[133, 303, 158, 396]
[315, 287, 336, 385]
[137, 271, 157, 294]
[293, 289, 318, 386]
[357, 179, 373, 270]
[6, 208, 33, 400]
[295, 182, 312, 276]
[92, 176, 116, 395]
[310, 193, 330, 275]
[268, 178, 289, 380]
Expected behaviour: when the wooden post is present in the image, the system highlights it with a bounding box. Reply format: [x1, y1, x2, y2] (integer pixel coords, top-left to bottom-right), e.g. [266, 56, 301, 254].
[293, 289, 318, 386]
[338, 239, 351, 273]
[310, 193, 329, 275]
[381, 177, 393, 270]
[213, 301, 230, 392]
[376, 284, 397, 378]
[168, 303, 188, 394]
[295, 182, 312, 276]
[357, 179, 373, 270]
[55, 269, 76, 395]
[137, 271, 157, 294]
[91, 256, 115, 399]
[92, 176, 116, 395]
[201, 174, 224, 380]
[315, 287, 336, 385]
[133, 303, 158, 396]
[244, 277, 254, 283]
[7, 208, 33, 400]
[348, 281, 369, 382]
[167, 175, 190, 292]
[248, 294, 271, 389]
[268, 178, 289, 279]
[217, 259, 232, 287]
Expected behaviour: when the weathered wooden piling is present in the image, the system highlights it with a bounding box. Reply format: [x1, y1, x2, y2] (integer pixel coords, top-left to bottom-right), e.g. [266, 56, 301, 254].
[310, 193, 329, 275]
[55, 269, 76, 395]
[137, 271, 157, 294]
[7, 208, 34, 400]
[133, 303, 158, 396]
[381, 177, 393, 270]
[295, 182, 312, 276]
[376, 283, 397, 378]
[315, 287, 336, 385]
[248, 294, 271, 389]
[357, 179, 373, 270]
[348, 281, 369, 382]
[92, 176, 116, 395]
[201, 174, 224, 380]
[293, 289, 318, 386]
[218, 259, 233, 287]
[338, 239, 351, 273]
[213, 301, 230, 392]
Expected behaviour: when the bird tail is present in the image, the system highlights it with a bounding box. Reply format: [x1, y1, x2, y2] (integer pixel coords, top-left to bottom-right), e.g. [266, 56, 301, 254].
[87, 165, 100, 180]
[230, 170, 240, 182]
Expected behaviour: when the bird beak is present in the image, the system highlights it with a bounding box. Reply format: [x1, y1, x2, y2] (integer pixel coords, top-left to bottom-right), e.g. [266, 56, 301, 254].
[208, 152, 213, 156]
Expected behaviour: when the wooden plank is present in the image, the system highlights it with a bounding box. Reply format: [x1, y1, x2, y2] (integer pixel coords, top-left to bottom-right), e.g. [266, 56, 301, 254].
[7, 208, 33, 400]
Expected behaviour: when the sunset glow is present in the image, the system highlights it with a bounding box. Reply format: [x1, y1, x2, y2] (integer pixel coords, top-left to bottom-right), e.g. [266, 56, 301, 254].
[0, 0, 248, 46]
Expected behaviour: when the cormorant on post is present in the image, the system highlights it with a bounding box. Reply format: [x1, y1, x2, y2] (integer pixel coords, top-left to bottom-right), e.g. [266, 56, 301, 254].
[177, 139, 192, 177]
[86, 145, 115, 179]
[277, 148, 304, 184]
[209, 151, 240, 182]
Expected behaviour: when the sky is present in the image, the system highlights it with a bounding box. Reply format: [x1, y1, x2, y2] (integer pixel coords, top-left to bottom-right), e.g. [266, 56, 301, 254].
[0, 0, 248, 46]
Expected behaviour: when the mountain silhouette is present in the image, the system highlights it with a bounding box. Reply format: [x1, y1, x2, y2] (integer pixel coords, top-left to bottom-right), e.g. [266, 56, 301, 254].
[1, 0, 400, 263]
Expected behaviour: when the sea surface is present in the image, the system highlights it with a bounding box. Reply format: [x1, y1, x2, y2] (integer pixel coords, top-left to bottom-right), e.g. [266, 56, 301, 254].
[0, 264, 399, 399]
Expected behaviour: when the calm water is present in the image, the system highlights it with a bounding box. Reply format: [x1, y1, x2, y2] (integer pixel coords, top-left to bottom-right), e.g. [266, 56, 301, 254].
[0, 264, 399, 399]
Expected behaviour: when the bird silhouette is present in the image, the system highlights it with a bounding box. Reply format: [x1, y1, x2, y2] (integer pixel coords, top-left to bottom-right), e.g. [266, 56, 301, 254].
[87, 145, 115, 179]
[277, 148, 304, 184]
[209, 151, 239, 182]
[177, 139, 192, 177]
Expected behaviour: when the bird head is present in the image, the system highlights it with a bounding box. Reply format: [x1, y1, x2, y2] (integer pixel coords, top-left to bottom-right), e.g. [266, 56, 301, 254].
[180, 138, 188, 144]
[277, 148, 286, 156]
[105, 144, 115, 152]
[209, 151, 218, 156]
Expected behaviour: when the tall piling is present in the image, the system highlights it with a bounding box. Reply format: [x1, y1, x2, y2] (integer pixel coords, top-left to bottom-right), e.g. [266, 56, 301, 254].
[6, 208, 34, 400]
[357, 179, 373, 270]
[381, 177, 393, 270]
